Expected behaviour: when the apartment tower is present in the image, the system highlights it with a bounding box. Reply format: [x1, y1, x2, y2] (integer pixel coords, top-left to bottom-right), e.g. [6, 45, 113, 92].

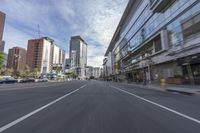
[7, 47, 27, 71]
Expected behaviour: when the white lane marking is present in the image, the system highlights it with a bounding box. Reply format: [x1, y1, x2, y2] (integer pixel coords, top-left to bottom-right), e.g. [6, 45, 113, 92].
[110, 85, 200, 124]
[0, 84, 86, 132]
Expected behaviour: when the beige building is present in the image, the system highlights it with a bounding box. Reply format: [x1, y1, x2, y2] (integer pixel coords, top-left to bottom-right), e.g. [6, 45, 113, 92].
[27, 37, 65, 74]
[50, 44, 65, 74]
[27, 37, 52, 74]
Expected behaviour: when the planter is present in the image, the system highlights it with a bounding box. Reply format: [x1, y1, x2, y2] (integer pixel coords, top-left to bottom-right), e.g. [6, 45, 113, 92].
[166, 77, 173, 84]
[173, 78, 183, 85]
[166, 77, 184, 85]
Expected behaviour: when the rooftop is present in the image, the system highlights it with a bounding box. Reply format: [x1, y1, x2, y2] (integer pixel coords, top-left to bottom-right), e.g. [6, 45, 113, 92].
[71, 35, 87, 45]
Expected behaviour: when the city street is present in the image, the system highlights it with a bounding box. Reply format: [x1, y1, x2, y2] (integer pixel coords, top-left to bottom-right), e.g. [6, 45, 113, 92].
[0, 80, 200, 133]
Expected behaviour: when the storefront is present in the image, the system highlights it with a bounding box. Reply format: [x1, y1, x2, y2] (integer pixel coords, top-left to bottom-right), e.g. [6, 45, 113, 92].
[125, 62, 149, 84]
[178, 54, 200, 85]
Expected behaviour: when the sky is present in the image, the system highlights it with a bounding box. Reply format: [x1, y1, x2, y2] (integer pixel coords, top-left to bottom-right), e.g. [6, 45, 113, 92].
[0, 0, 128, 67]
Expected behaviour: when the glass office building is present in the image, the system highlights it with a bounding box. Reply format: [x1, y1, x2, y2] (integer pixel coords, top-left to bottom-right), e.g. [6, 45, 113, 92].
[105, 0, 200, 84]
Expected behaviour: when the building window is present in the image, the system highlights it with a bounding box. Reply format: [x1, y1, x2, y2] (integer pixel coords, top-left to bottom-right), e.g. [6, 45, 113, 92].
[154, 35, 162, 52]
[149, 0, 176, 13]
[182, 12, 200, 40]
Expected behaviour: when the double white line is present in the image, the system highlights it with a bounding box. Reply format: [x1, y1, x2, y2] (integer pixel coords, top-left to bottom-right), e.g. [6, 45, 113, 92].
[0, 84, 86, 132]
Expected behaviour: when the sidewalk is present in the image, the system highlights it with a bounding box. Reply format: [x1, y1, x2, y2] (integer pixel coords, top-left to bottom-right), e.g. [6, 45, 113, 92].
[118, 81, 200, 95]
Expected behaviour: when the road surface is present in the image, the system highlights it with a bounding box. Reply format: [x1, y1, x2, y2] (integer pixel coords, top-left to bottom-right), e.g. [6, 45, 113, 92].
[0, 80, 200, 133]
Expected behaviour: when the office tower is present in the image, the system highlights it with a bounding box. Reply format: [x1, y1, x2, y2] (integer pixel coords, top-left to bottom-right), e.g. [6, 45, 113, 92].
[70, 36, 87, 79]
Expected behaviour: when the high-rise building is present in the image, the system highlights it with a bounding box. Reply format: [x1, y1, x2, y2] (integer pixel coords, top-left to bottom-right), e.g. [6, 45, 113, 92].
[50, 44, 65, 74]
[92, 67, 101, 78]
[70, 50, 77, 68]
[65, 58, 71, 70]
[85, 66, 93, 79]
[103, 52, 113, 80]
[59, 48, 66, 73]
[27, 37, 52, 74]
[27, 37, 65, 74]
[7, 47, 27, 71]
[0, 40, 5, 52]
[70, 36, 87, 67]
[70, 36, 87, 79]
[0, 11, 6, 51]
[105, 0, 200, 84]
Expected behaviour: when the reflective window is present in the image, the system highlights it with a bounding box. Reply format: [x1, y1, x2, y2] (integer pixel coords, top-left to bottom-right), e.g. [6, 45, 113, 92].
[116, 0, 200, 58]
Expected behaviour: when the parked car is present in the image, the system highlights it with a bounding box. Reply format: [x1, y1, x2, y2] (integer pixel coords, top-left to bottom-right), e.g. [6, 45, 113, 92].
[37, 78, 48, 82]
[20, 78, 35, 83]
[0, 76, 18, 84]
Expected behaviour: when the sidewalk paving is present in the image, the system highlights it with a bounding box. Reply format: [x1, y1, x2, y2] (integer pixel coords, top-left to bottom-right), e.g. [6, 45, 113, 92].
[118, 82, 200, 95]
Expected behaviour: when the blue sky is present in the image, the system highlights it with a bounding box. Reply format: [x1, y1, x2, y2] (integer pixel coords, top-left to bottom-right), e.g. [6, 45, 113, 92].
[0, 0, 128, 67]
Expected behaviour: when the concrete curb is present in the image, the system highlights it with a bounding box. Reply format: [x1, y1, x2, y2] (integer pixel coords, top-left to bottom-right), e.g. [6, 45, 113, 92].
[165, 88, 199, 95]
[113, 82, 200, 95]
[114, 82, 166, 92]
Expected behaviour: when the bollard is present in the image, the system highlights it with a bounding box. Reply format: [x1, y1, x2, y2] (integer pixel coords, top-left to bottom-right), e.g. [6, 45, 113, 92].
[160, 79, 167, 87]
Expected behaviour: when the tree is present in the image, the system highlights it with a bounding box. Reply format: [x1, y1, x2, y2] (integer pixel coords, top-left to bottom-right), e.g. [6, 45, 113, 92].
[52, 65, 62, 74]
[31, 68, 40, 78]
[0, 52, 5, 69]
[12, 70, 21, 78]
[20, 64, 32, 78]
[65, 72, 77, 79]
[4, 68, 14, 76]
[24, 70, 31, 78]
[19, 70, 26, 78]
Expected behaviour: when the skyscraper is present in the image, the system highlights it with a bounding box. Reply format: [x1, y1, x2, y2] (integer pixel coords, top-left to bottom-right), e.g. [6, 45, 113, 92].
[7, 47, 27, 71]
[70, 36, 87, 67]
[27, 37, 65, 74]
[0, 40, 5, 52]
[70, 36, 87, 79]
[26, 37, 52, 74]
[0, 11, 6, 51]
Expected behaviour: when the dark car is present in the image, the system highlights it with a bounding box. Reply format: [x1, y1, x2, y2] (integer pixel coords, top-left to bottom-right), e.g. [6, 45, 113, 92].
[20, 78, 35, 83]
[0, 76, 18, 84]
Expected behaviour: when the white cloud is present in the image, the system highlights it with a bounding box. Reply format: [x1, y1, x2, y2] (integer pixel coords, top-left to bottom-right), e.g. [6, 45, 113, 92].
[82, 0, 127, 45]
[77, 0, 128, 67]
[52, 0, 75, 23]
[0, 0, 128, 67]
[3, 24, 32, 53]
[0, 0, 75, 38]
[88, 55, 104, 68]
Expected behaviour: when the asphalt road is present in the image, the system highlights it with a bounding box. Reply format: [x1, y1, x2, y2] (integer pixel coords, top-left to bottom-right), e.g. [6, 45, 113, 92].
[0, 80, 200, 133]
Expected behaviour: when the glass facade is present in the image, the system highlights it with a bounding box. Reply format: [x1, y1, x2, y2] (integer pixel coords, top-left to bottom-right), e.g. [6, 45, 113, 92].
[112, 0, 200, 70]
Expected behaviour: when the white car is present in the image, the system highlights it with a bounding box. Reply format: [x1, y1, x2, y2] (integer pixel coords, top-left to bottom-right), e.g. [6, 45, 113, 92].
[37, 78, 49, 82]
